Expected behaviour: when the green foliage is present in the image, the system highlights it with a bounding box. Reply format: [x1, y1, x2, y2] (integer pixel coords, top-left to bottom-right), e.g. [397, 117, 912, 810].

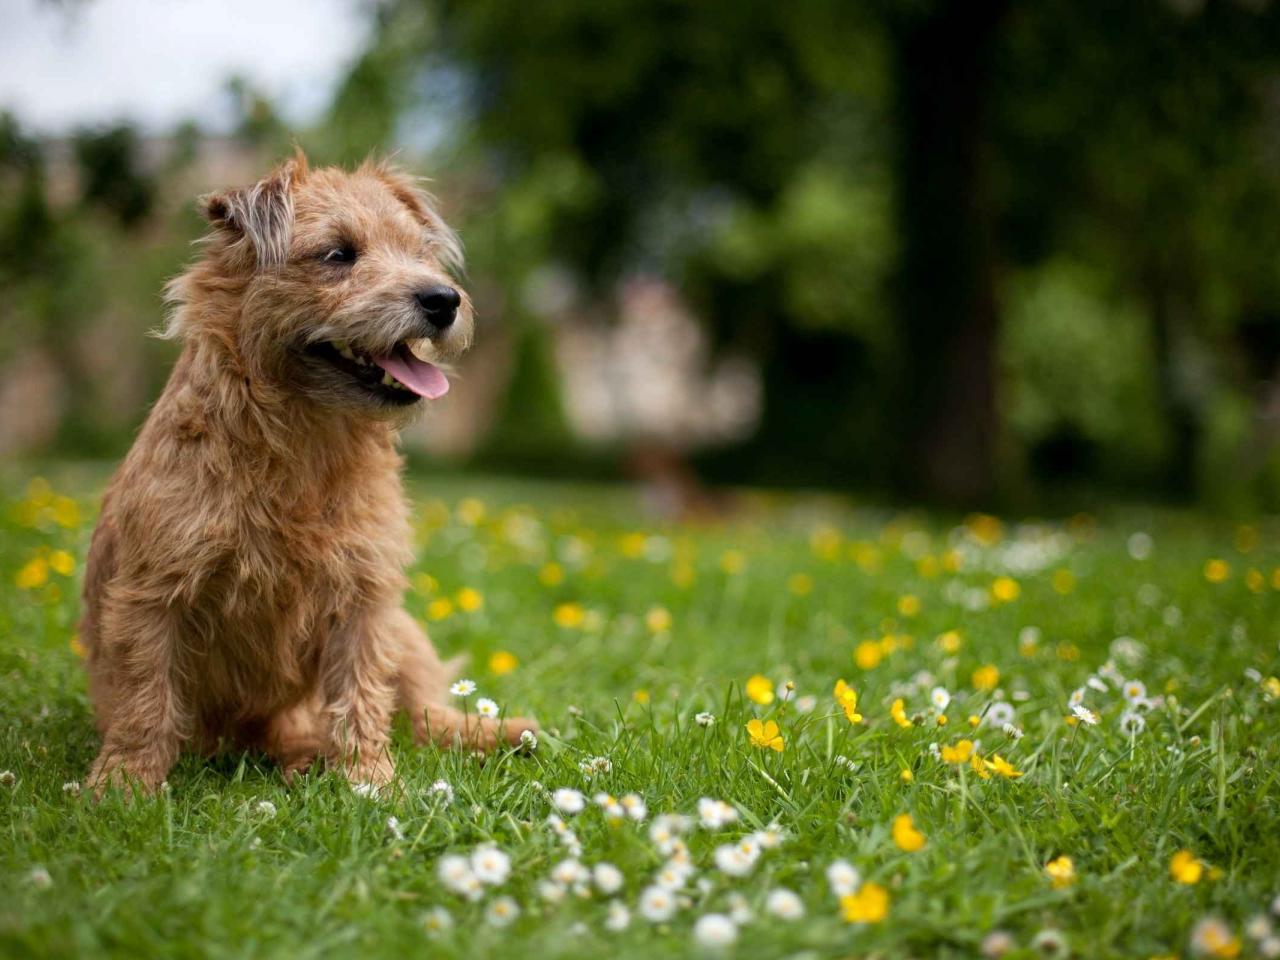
[1, 470, 1279, 957]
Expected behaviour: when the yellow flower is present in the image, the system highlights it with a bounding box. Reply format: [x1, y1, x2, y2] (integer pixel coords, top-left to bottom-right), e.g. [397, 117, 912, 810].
[971, 664, 999, 692]
[633, 689, 651, 705]
[539, 562, 564, 586]
[900, 768, 913, 783]
[456, 497, 486, 525]
[670, 561, 695, 588]
[1045, 855, 1076, 888]
[897, 594, 920, 617]
[892, 813, 926, 852]
[553, 602, 586, 628]
[891, 698, 912, 728]
[745, 674, 775, 705]
[970, 752, 991, 779]
[834, 679, 863, 724]
[1169, 849, 1203, 885]
[719, 550, 746, 575]
[1051, 568, 1076, 594]
[1246, 568, 1264, 593]
[984, 755, 1023, 779]
[427, 597, 454, 621]
[16, 556, 49, 590]
[810, 526, 842, 560]
[936, 630, 962, 654]
[840, 882, 889, 923]
[854, 640, 883, 670]
[940, 739, 973, 764]
[456, 587, 483, 612]
[619, 532, 647, 558]
[991, 577, 1020, 603]
[966, 512, 1003, 545]
[1204, 559, 1230, 583]
[968, 715, 981, 727]
[746, 718, 784, 752]
[488, 650, 518, 675]
[645, 606, 672, 633]
[936, 714, 948, 727]
[52, 496, 81, 529]
[787, 573, 813, 596]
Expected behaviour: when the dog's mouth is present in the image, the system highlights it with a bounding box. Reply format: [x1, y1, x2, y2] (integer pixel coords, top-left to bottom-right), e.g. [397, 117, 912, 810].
[307, 340, 449, 403]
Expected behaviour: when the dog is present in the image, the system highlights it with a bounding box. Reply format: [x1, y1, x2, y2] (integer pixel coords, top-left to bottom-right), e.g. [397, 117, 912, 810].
[80, 150, 535, 795]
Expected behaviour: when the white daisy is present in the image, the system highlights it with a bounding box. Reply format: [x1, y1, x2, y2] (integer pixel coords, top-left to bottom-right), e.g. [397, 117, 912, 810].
[752, 824, 785, 849]
[28, 866, 52, 890]
[1069, 687, 1086, 707]
[981, 930, 1015, 957]
[639, 885, 677, 922]
[429, 779, 454, 804]
[450, 679, 477, 697]
[537, 879, 567, 903]
[254, 800, 277, 818]
[695, 712, 716, 727]
[693, 913, 738, 948]
[1031, 928, 1068, 958]
[794, 695, 817, 714]
[1087, 676, 1109, 693]
[1119, 711, 1146, 735]
[475, 697, 499, 718]
[471, 845, 511, 885]
[553, 788, 586, 814]
[726, 892, 752, 925]
[826, 859, 860, 897]
[437, 854, 477, 896]
[713, 841, 757, 877]
[620, 793, 647, 821]
[485, 896, 520, 927]
[551, 858, 588, 887]
[986, 702, 1016, 727]
[605, 900, 631, 931]
[422, 906, 453, 935]
[1071, 704, 1099, 725]
[519, 729, 538, 751]
[0, 770, 15, 787]
[593, 862, 624, 895]
[931, 686, 951, 711]
[61, 781, 80, 795]
[1122, 679, 1147, 703]
[654, 859, 694, 890]
[385, 816, 404, 841]
[697, 797, 739, 829]
[765, 888, 804, 920]
[351, 782, 379, 799]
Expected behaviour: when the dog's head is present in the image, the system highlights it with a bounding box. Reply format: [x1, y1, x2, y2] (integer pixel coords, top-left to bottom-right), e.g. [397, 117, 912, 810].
[168, 150, 472, 416]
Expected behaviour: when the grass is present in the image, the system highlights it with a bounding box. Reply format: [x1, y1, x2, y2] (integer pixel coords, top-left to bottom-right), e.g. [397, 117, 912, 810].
[2, 465, 1279, 959]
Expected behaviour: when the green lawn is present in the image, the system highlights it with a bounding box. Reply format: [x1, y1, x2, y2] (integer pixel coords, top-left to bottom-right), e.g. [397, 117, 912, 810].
[2, 466, 1279, 959]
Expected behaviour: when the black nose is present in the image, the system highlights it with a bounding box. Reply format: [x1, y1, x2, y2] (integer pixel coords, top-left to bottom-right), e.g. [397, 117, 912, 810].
[415, 284, 460, 329]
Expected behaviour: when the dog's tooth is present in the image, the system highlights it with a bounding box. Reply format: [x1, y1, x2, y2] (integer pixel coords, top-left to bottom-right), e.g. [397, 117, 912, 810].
[381, 372, 396, 387]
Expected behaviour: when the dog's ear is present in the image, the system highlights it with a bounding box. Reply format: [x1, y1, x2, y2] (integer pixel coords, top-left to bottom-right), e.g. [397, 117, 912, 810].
[373, 164, 465, 276]
[199, 151, 309, 269]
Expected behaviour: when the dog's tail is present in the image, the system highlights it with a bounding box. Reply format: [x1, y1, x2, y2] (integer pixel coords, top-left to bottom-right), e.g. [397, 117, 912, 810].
[389, 610, 536, 750]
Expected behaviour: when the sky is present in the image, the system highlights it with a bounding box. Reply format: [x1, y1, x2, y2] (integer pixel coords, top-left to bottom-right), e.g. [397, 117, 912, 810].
[0, 0, 370, 135]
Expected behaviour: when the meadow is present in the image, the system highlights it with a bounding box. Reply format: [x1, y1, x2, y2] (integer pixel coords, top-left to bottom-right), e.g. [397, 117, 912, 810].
[1, 465, 1278, 959]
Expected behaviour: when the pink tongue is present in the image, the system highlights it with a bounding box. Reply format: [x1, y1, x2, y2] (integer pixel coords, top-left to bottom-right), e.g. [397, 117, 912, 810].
[372, 344, 449, 400]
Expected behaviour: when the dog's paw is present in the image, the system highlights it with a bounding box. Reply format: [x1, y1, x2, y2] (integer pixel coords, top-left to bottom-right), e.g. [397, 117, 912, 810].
[87, 752, 168, 801]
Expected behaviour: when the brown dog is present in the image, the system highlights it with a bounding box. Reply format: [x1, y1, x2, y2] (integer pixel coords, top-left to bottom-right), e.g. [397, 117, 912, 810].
[81, 151, 534, 795]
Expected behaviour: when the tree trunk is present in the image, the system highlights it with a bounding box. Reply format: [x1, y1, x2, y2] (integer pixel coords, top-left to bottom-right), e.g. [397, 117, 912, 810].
[888, 0, 1008, 505]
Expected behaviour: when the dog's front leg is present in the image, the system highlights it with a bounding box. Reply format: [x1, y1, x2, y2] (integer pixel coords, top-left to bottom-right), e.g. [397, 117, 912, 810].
[88, 602, 187, 798]
[321, 611, 398, 787]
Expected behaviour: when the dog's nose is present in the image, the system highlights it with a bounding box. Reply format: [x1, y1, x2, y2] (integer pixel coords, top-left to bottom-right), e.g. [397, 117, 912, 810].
[415, 285, 460, 329]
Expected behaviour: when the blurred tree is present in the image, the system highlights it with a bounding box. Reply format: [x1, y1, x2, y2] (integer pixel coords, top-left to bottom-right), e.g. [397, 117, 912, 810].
[71, 124, 155, 227]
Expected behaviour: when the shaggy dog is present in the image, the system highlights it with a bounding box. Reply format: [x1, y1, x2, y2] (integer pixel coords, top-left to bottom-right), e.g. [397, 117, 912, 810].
[81, 151, 535, 795]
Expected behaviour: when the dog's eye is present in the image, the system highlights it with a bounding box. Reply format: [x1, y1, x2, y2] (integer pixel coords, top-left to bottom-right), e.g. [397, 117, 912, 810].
[323, 245, 357, 265]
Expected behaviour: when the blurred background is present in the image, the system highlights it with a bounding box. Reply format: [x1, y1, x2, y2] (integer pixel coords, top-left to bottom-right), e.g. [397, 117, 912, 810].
[2, 0, 1280, 514]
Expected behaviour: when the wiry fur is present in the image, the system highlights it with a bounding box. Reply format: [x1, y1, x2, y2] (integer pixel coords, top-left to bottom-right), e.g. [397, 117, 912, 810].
[82, 153, 534, 796]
